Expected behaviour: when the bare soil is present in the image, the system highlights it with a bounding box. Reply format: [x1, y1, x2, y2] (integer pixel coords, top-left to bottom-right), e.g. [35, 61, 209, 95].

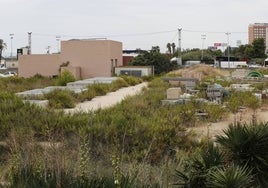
[191, 107, 268, 139]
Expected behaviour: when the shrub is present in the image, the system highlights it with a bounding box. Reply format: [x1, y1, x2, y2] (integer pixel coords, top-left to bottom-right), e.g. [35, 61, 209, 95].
[77, 89, 96, 102]
[109, 78, 129, 92]
[55, 70, 75, 86]
[120, 75, 142, 86]
[45, 89, 76, 108]
[87, 83, 109, 96]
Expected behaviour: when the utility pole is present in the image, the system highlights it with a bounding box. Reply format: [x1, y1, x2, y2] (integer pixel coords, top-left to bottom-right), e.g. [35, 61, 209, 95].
[28, 32, 32, 54]
[201, 34, 206, 61]
[225, 32, 231, 68]
[177, 28, 182, 65]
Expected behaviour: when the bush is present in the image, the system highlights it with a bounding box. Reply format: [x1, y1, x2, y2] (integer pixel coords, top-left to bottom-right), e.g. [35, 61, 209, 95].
[77, 89, 96, 102]
[45, 89, 76, 108]
[120, 75, 142, 86]
[109, 78, 129, 92]
[87, 83, 110, 96]
[55, 70, 75, 86]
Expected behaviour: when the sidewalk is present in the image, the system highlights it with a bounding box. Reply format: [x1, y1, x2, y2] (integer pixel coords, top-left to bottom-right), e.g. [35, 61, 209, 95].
[65, 82, 148, 113]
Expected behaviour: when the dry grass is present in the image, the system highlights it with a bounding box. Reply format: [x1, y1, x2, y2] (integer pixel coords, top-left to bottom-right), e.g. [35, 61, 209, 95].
[170, 64, 231, 78]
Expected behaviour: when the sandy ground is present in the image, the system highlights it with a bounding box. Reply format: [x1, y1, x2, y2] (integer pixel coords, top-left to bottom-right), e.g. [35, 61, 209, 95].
[191, 107, 268, 139]
[64, 82, 148, 113]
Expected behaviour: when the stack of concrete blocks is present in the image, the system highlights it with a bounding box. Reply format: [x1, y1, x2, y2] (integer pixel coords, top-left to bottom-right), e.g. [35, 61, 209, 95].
[167, 87, 182, 100]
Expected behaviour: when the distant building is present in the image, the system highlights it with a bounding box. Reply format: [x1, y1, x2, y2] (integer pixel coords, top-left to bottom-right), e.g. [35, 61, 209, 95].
[122, 49, 142, 66]
[248, 23, 268, 53]
[18, 39, 123, 79]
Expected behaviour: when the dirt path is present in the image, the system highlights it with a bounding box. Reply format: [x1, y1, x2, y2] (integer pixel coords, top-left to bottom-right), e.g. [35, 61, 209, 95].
[191, 107, 268, 139]
[65, 82, 148, 113]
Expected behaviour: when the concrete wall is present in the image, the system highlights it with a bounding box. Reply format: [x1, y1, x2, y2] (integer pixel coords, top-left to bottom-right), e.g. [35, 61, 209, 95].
[18, 54, 61, 78]
[114, 66, 153, 77]
[61, 40, 122, 79]
[18, 39, 123, 79]
[61, 66, 81, 80]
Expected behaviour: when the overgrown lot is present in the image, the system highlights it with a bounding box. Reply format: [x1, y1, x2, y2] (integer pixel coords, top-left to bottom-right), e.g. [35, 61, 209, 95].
[1, 71, 267, 187]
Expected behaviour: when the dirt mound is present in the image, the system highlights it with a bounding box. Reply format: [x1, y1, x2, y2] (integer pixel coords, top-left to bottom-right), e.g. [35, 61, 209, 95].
[170, 64, 230, 79]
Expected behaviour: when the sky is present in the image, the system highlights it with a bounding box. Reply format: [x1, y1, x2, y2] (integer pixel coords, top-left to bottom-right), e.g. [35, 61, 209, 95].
[0, 0, 267, 56]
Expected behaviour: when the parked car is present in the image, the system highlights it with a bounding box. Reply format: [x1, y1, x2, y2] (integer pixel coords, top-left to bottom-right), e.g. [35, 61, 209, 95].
[0, 71, 17, 77]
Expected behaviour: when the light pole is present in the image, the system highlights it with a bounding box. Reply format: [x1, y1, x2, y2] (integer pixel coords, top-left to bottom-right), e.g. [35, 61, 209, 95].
[201, 34, 206, 61]
[9, 34, 14, 57]
[225, 32, 231, 68]
[56, 36, 61, 53]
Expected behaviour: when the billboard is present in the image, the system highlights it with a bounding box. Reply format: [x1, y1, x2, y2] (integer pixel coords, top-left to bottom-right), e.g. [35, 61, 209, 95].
[214, 43, 227, 47]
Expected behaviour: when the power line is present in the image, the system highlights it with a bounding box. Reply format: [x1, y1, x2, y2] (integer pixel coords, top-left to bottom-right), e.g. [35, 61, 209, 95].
[32, 29, 177, 39]
[32, 28, 247, 40]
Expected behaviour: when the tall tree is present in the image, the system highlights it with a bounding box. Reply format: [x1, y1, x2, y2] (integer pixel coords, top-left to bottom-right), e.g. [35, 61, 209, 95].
[166, 43, 171, 54]
[171, 42, 176, 55]
[0, 39, 7, 63]
[129, 46, 178, 74]
[252, 38, 266, 58]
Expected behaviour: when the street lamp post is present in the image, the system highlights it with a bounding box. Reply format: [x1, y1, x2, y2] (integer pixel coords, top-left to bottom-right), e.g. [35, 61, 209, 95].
[9, 34, 14, 57]
[225, 32, 231, 68]
[56, 36, 61, 53]
[201, 34, 206, 61]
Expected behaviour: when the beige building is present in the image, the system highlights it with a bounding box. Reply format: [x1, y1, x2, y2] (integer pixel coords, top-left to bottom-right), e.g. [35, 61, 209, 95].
[18, 39, 123, 79]
[248, 23, 268, 52]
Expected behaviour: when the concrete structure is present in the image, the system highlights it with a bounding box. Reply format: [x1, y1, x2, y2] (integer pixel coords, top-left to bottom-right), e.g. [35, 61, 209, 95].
[206, 84, 224, 103]
[248, 23, 268, 52]
[214, 60, 248, 69]
[16, 77, 121, 99]
[162, 77, 197, 91]
[18, 39, 123, 79]
[114, 66, 153, 77]
[166, 87, 181, 100]
[230, 84, 254, 92]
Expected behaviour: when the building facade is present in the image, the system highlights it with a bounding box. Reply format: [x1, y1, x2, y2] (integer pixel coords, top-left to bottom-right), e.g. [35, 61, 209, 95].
[18, 39, 123, 79]
[248, 23, 268, 52]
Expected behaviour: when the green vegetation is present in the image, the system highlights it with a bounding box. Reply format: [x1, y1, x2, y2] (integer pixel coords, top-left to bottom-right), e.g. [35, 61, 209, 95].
[129, 46, 178, 74]
[0, 67, 268, 187]
[55, 69, 76, 86]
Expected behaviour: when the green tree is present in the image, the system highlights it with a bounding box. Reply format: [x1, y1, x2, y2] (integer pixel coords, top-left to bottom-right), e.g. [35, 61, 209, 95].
[0, 39, 7, 63]
[129, 46, 178, 74]
[166, 43, 171, 55]
[171, 42, 176, 55]
[252, 38, 266, 58]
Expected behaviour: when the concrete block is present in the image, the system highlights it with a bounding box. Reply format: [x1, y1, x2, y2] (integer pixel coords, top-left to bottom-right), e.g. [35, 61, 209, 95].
[167, 87, 181, 99]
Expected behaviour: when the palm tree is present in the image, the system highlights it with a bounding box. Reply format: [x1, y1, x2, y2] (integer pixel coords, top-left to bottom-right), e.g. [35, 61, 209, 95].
[174, 143, 225, 187]
[207, 165, 253, 188]
[0, 39, 7, 63]
[171, 42, 176, 55]
[166, 43, 171, 55]
[216, 123, 268, 187]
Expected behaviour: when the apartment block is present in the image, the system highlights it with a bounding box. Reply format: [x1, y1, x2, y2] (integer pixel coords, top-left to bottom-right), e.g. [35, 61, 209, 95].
[248, 23, 268, 52]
